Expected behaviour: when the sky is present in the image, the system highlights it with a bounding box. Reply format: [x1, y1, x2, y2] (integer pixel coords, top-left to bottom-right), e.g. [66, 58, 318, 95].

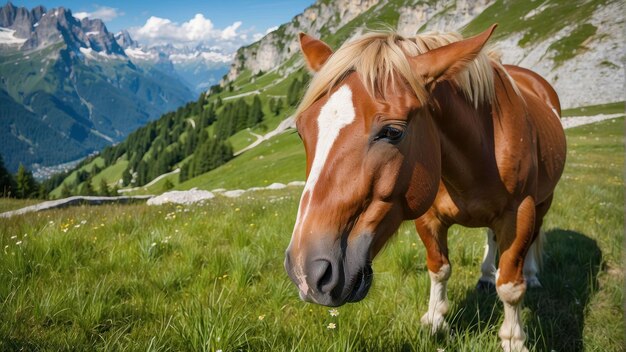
[8, 0, 314, 51]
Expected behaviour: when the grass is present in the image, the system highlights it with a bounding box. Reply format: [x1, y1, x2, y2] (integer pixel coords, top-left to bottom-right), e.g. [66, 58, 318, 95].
[562, 101, 625, 117]
[462, 0, 607, 46]
[1, 118, 622, 351]
[548, 23, 597, 65]
[0, 198, 41, 213]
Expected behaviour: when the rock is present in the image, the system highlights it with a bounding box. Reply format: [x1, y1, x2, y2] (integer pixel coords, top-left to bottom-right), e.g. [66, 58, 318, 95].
[288, 181, 306, 187]
[147, 189, 214, 205]
[266, 182, 287, 190]
[223, 189, 246, 198]
[0, 195, 153, 218]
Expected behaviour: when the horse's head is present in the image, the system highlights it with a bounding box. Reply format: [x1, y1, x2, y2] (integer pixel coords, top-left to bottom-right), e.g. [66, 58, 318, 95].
[285, 26, 496, 306]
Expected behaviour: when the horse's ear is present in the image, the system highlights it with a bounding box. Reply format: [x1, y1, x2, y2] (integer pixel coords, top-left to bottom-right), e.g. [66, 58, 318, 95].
[299, 33, 333, 72]
[409, 24, 497, 84]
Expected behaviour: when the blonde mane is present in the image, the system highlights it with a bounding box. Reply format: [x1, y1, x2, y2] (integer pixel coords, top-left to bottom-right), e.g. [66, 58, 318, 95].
[296, 31, 497, 117]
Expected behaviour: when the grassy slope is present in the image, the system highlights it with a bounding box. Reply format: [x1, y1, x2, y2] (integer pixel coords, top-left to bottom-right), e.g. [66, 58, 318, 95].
[178, 131, 305, 191]
[462, 0, 607, 42]
[562, 101, 625, 117]
[49, 157, 105, 198]
[0, 118, 622, 351]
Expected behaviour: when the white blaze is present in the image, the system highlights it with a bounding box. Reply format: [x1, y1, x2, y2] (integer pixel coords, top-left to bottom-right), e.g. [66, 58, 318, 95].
[289, 85, 356, 293]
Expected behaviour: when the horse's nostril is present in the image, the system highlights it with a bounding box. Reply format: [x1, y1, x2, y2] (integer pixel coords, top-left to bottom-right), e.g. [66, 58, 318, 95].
[310, 259, 336, 294]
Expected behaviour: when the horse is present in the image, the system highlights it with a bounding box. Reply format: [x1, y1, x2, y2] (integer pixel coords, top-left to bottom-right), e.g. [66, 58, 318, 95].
[284, 24, 566, 352]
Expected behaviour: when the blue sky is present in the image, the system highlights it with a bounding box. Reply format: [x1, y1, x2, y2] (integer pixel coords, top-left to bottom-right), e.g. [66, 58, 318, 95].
[9, 0, 314, 51]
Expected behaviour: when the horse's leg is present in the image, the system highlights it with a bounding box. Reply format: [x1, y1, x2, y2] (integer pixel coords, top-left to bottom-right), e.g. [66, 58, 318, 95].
[524, 194, 553, 289]
[415, 215, 450, 333]
[494, 196, 536, 352]
[477, 228, 497, 291]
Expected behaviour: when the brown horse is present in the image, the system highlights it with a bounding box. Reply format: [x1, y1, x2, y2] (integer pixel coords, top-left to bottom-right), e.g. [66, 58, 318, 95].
[284, 24, 566, 352]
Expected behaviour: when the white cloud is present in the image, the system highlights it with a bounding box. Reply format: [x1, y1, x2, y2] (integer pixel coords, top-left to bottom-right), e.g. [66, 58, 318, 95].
[130, 14, 251, 52]
[265, 26, 279, 34]
[221, 21, 242, 40]
[74, 6, 123, 22]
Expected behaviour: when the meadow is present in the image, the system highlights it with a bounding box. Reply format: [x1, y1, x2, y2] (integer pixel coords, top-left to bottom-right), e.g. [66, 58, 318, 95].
[0, 118, 623, 351]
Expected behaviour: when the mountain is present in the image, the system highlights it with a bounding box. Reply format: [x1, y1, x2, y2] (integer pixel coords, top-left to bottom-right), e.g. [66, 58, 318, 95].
[50, 0, 624, 198]
[223, 0, 622, 109]
[0, 3, 194, 173]
[116, 31, 231, 94]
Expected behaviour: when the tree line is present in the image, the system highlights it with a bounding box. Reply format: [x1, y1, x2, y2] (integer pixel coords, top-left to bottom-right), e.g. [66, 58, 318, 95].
[0, 154, 40, 199]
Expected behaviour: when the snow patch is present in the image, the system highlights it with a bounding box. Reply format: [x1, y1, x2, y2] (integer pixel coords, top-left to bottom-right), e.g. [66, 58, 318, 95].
[80, 47, 124, 60]
[124, 47, 158, 61]
[169, 51, 233, 64]
[0, 27, 27, 46]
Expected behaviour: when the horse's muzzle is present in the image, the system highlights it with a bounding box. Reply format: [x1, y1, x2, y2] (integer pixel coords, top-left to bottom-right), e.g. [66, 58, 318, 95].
[284, 233, 373, 306]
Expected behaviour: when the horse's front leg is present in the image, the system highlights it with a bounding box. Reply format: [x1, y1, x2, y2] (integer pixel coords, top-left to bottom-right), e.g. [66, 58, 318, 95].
[415, 214, 451, 334]
[493, 196, 536, 352]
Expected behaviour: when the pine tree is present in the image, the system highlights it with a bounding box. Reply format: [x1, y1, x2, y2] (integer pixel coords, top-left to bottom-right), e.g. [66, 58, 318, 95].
[15, 164, 36, 199]
[80, 177, 95, 196]
[275, 98, 284, 115]
[287, 78, 302, 106]
[179, 162, 190, 183]
[269, 98, 276, 115]
[99, 178, 110, 196]
[61, 183, 72, 198]
[0, 154, 15, 197]
[122, 168, 132, 186]
[248, 95, 264, 127]
[162, 179, 174, 192]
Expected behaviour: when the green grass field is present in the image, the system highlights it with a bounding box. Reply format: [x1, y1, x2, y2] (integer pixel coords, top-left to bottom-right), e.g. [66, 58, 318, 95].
[0, 118, 623, 351]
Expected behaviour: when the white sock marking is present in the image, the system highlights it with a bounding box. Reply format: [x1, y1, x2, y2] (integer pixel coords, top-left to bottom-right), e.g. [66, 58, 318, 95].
[497, 282, 528, 352]
[421, 264, 451, 333]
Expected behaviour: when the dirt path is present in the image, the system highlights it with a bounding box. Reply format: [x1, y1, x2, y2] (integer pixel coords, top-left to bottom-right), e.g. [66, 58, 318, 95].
[234, 115, 296, 156]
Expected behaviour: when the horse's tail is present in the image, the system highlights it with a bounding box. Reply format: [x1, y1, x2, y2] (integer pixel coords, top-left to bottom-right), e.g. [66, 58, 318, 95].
[524, 229, 545, 288]
[534, 229, 546, 270]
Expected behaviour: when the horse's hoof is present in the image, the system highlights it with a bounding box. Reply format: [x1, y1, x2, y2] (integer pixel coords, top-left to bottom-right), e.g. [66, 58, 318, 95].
[476, 279, 496, 292]
[420, 313, 449, 334]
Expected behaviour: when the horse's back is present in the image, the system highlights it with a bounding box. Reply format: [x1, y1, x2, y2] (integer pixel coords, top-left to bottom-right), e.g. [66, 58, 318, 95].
[505, 65, 566, 202]
[504, 64, 561, 116]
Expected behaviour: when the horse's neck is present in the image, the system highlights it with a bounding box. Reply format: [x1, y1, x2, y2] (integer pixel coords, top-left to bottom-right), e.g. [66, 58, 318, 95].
[430, 82, 500, 186]
[429, 72, 530, 195]
[431, 83, 495, 159]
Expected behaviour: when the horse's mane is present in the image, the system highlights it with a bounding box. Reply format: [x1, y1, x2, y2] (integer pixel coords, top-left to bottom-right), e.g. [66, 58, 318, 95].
[296, 30, 498, 117]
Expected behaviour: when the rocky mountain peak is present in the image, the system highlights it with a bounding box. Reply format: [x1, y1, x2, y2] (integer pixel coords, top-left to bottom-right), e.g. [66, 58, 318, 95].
[115, 29, 139, 49]
[0, 3, 125, 56]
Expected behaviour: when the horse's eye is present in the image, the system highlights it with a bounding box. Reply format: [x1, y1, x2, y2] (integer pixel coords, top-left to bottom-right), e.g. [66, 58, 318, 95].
[376, 126, 405, 143]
